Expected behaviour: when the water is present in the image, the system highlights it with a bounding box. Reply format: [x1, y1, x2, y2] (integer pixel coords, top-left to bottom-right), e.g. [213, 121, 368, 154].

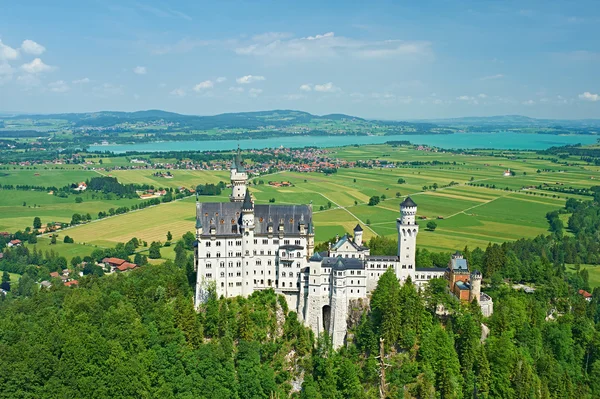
[88, 132, 599, 153]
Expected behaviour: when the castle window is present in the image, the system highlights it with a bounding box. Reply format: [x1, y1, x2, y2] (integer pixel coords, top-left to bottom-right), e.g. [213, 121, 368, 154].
[262, 239, 268, 244]
[216, 252, 221, 258]
[402, 265, 406, 269]
[357, 290, 360, 294]
[206, 242, 211, 247]
[207, 252, 211, 258]
[408, 265, 413, 269]
[282, 272, 286, 277]
[220, 262, 225, 268]
[273, 239, 279, 244]
[282, 282, 285, 287]
[254, 239, 257, 244]
[237, 272, 241, 277]
[268, 260, 272, 266]
[236, 282, 242, 286]
[296, 252, 301, 258]
[206, 273, 212, 278]
[221, 282, 224, 287]
[228, 262, 233, 268]
[284, 240, 290, 245]
[295, 240, 301, 245]
[357, 271, 361, 275]
[220, 272, 224, 277]
[216, 241, 221, 246]
[206, 263, 212, 269]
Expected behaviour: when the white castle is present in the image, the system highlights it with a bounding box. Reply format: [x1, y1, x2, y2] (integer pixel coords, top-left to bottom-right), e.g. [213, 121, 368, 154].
[194, 150, 491, 347]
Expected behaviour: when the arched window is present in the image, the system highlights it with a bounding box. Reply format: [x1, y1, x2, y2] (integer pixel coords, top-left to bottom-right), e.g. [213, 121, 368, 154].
[282, 272, 286, 277]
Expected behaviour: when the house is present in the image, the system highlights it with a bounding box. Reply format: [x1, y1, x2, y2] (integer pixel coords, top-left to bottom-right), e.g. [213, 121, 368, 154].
[579, 289, 593, 302]
[64, 280, 78, 287]
[7, 239, 22, 247]
[503, 169, 512, 177]
[102, 257, 126, 267]
[74, 182, 87, 191]
[40, 281, 52, 289]
[116, 262, 137, 272]
[49, 271, 60, 279]
[0, 232, 10, 238]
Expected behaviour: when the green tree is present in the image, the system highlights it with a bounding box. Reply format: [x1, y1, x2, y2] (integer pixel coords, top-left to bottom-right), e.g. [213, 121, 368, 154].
[426, 221, 437, 231]
[148, 241, 161, 259]
[1, 271, 10, 291]
[166, 231, 173, 241]
[370, 268, 402, 347]
[174, 240, 187, 268]
[33, 216, 42, 229]
[50, 234, 57, 245]
[75, 197, 83, 203]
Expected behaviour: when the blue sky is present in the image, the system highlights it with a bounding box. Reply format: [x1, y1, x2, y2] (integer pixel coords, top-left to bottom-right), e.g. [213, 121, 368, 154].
[0, 0, 598, 119]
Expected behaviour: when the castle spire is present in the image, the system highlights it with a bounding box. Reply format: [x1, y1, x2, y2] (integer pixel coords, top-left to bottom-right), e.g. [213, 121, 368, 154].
[242, 188, 253, 210]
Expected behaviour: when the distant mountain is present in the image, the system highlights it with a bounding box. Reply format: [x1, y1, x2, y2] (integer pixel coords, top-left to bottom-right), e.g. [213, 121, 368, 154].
[418, 115, 600, 128]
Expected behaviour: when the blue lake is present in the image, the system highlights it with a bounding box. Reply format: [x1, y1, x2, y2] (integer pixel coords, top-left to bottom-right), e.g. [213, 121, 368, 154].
[89, 133, 599, 153]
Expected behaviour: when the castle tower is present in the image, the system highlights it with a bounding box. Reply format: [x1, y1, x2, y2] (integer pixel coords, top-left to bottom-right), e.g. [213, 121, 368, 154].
[397, 197, 418, 281]
[230, 147, 247, 202]
[470, 270, 482, 303]
[353, 224, 363, 247]
[240, 188, 255, 296]
[307, 219, 315, 257]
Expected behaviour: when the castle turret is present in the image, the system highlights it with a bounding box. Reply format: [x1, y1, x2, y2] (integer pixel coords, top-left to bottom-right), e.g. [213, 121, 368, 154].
[470, 270, 482, 303]
[230, 147, 247, 202]
[397, 197, 418, 282]
[353, 224, 363, 247]
[241, 188, 255, 296]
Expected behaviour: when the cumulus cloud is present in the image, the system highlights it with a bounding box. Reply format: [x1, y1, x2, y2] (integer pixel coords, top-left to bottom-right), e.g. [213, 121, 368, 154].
[72, 77, 90, 84]
[234, 31, 432, 61]
[478, 93, 488, 98]
[456, 95, 473, 101]
[21, 58, 53, 74]
[21, 40, 45, 55]
[193, 80, 214, 91]
[236, 75, 265, 84]
[133, 66, 147, 75]
[314, 82, 340, 93]
[249, 88, 263, 97]
[299, 84, 312, 92]
[215, 76, 227, 83]
[0, 40, 19, 61]
[579, 92, 599, 102]
[480, 74, 504, 80]
[0, 62, 13, 76]
[522, 99, 535, 105]
[170, 88, 186, 97]
[229, 86, 244, 93]
[48, 80, 69, 93]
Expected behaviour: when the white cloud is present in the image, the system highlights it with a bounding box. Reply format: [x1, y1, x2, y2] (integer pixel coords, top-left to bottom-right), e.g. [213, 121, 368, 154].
[456, 95, 473, 101]
[0, 40, 19, 61]
[170, 88, 186, 97]
[579, 91, 600, 101]
[229, 86, 244, 93]
[252, 32, 292, 42]
[151, 38, 211, 55]
[194, 80, 214, 91]
[48, 80, 69, 93]
[21, 58, 53, 74]
[249, 88, 263, 97]
[21, 40, 45, 55]
[478, 93, 488, 98]
[133, 66, 147, 75]
[17, 74, 41, 87]
[236, 75, 265, 84]
[480, 74, 504, 80]
[299, 84, 312, 92]
[0, 62, 13, 76]
[235, 31, 432, 61]
[215, 76, 227, 83]
[522, 99, 535, 105]
[314, 82, 340, 93]
[579, 92, 599, 102]
[72, 77, 90, 84]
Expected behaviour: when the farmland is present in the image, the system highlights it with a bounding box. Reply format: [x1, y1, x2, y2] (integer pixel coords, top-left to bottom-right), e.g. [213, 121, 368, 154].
[3, 143, 600, 260]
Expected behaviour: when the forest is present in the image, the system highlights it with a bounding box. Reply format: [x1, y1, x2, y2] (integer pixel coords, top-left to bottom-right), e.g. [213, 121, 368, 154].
[2, 198, 600, 397]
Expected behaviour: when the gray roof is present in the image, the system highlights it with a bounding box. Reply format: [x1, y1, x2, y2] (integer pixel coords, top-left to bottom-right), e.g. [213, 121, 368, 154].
[321, 256, 364, 271]
[331, 234, 368, 251]
[366, 255, 398, 261]
[353, 224, 363, 232]
[233, 148, 245, 172]
[242, 188, 253, 210]
[197, 202, 312, 237]
[450, 257, 469, 272]
[401, 196, 417, 207]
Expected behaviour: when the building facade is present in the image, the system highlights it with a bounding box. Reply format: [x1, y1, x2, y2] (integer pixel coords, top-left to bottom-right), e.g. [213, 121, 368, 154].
[195, 152, 492, 348]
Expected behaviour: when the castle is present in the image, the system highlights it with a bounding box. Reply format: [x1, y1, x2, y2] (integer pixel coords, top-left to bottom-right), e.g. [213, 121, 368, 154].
[194, 150, 492, 347]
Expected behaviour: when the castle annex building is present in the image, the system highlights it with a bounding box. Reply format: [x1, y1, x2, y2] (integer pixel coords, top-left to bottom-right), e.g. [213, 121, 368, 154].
[195, 151, 492, 348]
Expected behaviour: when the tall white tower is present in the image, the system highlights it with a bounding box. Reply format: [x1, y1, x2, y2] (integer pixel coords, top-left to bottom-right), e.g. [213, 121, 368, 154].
[397, 197, 418, 282]
[230, 147, 247, 203]
[240, 188, 255, 296]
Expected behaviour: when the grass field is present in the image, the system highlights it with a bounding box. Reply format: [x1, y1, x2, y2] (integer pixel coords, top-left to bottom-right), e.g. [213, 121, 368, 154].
[5, 144, 600, 259]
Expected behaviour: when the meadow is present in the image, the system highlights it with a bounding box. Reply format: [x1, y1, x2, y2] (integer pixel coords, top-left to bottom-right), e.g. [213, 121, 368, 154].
[3, 144, 600, 261]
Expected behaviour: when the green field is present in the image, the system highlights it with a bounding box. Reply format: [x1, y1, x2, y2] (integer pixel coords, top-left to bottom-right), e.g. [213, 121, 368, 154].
[5, 144, 600, 259]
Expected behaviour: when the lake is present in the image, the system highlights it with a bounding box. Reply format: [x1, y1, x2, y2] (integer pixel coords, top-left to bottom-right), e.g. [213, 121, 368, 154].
[88, 133, 599, 153]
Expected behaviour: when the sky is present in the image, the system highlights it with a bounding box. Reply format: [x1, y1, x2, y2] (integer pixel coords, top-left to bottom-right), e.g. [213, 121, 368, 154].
[0, 0, 599, 119]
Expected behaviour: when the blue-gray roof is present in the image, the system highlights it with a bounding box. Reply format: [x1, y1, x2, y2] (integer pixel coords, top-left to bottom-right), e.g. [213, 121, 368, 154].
[451, 258, 468, 271]
[321, 256, 364, 270]
[401, 197, 417, 207]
